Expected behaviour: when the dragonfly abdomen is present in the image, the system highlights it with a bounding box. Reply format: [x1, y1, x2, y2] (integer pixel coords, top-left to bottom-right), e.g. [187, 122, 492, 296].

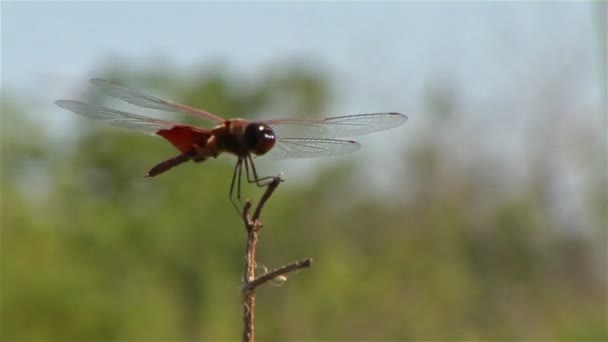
[145, 152, 194, 177]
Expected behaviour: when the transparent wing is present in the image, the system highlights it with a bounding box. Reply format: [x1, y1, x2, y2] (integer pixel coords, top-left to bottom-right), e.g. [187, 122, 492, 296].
[264, 138, 361, 159]
[55, 100, 177, 134]
[265, 112, 407, 139]
[89, 78, 225, 125]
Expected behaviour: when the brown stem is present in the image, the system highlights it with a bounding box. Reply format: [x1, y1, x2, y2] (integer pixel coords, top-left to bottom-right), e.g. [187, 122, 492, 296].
[240, 175, 312, 342]
[242, 219, 259, 342]
[252, 175, 282, 221]
[244, 258, 313, 291]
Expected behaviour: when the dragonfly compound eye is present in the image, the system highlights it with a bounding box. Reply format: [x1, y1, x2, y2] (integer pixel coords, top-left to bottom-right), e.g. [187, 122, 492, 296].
[244, 123, 276, 155]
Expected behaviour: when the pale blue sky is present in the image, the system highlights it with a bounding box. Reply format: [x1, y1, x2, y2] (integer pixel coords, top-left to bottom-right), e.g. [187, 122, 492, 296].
[1, 2, 603, 167]
[4, 1, 601, 143]
[2, 1, 604, 224]
[2, 2, 599, 98]
[2, 2, 602, 141]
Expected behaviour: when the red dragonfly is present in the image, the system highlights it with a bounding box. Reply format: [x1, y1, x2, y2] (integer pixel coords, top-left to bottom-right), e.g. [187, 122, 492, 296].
[55, 79, 407, 210]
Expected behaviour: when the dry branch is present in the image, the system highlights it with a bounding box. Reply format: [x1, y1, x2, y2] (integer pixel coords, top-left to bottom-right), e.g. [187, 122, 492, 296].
[240, 175, 313, 342]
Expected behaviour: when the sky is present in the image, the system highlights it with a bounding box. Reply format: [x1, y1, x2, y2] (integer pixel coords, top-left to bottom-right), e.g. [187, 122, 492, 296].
[2, 2, 600, 100]
[1, 1, 605, 205]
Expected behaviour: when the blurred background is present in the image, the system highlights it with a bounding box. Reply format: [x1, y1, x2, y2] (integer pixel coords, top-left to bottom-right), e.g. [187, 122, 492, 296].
[1, 2, 606, 341]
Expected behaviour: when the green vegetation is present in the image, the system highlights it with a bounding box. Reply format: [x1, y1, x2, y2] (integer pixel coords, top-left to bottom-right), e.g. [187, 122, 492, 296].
[1, 63, 605, 341]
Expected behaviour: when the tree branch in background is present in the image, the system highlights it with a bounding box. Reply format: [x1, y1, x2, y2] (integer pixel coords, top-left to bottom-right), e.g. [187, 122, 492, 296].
[240, 175, 313, 342]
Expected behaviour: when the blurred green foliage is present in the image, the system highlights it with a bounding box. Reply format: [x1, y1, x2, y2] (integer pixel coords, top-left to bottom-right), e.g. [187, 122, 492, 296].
[1, 62, 606, 341]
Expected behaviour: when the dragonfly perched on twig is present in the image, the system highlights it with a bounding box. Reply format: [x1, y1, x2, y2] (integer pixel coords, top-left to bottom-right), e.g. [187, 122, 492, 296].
[55, 79, 408, 211]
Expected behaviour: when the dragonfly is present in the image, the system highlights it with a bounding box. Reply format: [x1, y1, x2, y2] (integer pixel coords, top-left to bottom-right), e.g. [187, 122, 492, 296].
[55, 79, 408, 211]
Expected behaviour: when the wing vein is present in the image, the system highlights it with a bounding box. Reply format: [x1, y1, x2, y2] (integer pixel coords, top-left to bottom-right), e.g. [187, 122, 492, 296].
[89, 78, 224, 125]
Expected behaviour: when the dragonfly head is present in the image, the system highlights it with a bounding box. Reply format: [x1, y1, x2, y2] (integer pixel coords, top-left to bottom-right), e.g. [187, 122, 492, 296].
[244, 122, 276, 156]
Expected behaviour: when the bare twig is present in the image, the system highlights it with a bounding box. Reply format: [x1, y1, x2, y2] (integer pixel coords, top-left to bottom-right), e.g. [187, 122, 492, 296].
[240, 175, 312, 342]
[252, 178, 281, 221]
[244, 258, 313, 291]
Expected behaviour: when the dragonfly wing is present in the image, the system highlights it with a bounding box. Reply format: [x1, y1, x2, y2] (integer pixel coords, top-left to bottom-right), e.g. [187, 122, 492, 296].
[265, 112, 407, 139]
[89, 78, 225, 125]
[55, 100, 176, 134]
[265, 138, 361, 159]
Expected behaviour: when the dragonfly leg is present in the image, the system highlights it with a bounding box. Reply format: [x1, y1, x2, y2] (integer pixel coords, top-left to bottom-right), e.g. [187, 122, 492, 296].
[244, 155, 280, 187]
[229, 156, 283, 214]
[229, 158, 245, 213]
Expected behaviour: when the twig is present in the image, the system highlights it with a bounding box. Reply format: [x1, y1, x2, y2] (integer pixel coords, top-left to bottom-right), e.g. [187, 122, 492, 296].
[240, 175, 312, 342]
[244, 258, 313, 291]
[252, 177, 281, 221]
